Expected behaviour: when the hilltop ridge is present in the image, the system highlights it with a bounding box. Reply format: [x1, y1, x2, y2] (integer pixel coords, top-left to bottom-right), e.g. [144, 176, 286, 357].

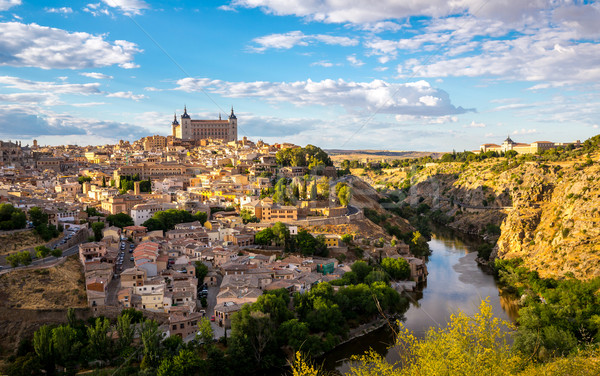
[354, 135, 600, 279]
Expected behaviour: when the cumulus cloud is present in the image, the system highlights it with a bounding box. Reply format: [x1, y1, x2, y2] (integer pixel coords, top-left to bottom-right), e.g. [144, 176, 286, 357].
[310, 60, 335, 67]
[101, 0, 149, 15]
[347, 54, 365, 67]
[45, 7, 72, 14]
[249, 30, 358, 52]
[83, 3, 110, 16]
[175, 77, 472, 117]
[0, 76, 101, 95]
[80, 72, 114, 80]
[0, 105, 151, 141]
[0, 109, 86, 137]
[463, 120, 485, 128]
[0, 0, 20, 11]
[400, 28, 600, 86]
[227, 0, 556, 24]
[0, 92, 60, 106]
[106, 91, 146, 101]
[0, 22, 141, 69]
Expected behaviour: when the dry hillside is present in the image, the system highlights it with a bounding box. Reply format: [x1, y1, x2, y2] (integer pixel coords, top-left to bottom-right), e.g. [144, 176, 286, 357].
[363, 151, 600, 279]
[0, 255, 87, 309]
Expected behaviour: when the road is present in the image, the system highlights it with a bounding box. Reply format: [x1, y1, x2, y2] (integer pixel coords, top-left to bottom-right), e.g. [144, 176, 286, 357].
[0, 243, 81, 275]
[106, 240, 135, 305]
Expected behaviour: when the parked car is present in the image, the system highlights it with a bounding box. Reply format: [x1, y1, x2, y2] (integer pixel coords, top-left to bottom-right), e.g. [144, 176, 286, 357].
[211, 315, 215, 322]
[130, 256, 134, 261]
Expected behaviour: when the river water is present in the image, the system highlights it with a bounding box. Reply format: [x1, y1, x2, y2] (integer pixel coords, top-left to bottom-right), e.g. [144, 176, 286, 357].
[322, 227, 519, 374]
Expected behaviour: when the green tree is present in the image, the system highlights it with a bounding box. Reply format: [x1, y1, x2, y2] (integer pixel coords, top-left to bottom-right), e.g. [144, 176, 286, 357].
[142, 217, 163, 232]
[197, 317, 214, 345]
[338, 185, 352, 206]
[381, 257, 411, 280]
[87, 317, 111, 360]
[28, 206, 48, 227]
[35, 245, 51, 259]
[52, 325, 78, 367]
[77, 176, 92, 184]
[252, 293, 293, 325]
[6, 253, 20, 267]
[50, 248, 62, 257]
[194, 261, 209, 282]
[140, 319, 161, 369]
[17, 250, 32, 266]
[277, 319, 310, 353]
[255, 227, 275, 245]
[272, 222, 289, 247]
[348, 300, 520, 376]
[240, 209, 259, 224]
[106, 213, 134, 228]
[341, 234, 353, 245]
[33, 325, 54, 373]
[0, 204, 27, 230]
[91, 221, 105, 241]
[116, 312, 134, 351]
[351, 261, 372, 284]
[230, 306, 277, 368]
[310, 181, 318, 200]
[316, 177, 330, 199]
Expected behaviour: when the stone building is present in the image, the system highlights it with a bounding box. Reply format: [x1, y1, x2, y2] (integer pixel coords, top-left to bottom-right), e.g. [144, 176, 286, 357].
[171, 106, 237, 142]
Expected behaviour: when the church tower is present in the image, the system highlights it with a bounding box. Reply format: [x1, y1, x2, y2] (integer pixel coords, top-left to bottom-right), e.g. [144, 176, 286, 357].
[181, 105, 191, 139]
[228, 106, 238, 142]
[171, 113, 179, 138]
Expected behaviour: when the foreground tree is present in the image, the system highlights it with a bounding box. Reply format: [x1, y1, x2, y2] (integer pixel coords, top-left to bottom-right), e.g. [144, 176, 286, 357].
[348, 299, 520, 376]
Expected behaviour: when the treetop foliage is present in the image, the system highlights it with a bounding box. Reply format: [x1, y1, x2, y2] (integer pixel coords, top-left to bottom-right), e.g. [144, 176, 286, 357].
[275, 145, 333, 170]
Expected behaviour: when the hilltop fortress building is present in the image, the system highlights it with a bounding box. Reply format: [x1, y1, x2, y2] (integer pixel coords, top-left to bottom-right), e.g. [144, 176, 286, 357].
[171, 106, 237, 143]
[478, 136, 581, 155]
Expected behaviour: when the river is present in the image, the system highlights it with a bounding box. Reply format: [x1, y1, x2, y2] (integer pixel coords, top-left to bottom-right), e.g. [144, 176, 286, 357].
[321, 227, 519, 374]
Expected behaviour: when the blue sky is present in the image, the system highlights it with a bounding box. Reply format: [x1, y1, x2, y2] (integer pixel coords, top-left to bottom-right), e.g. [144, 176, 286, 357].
[0, 0, 599, 151]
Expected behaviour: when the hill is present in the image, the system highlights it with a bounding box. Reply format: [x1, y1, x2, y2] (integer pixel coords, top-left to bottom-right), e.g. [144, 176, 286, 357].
[366, 136, 600, 279]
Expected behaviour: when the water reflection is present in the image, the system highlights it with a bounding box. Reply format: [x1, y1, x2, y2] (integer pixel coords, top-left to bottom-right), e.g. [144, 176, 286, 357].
[322, 228, 518, 374]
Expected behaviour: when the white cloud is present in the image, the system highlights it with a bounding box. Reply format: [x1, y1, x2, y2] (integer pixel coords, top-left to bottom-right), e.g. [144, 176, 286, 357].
[347, 54, 364, 67]
[46, 7, 73, 14]
[249, 30, 358, 52]
[80, 72, 114, 80]
[0, 22, 141, 69]
[0, 76, 101, 95]
[175, 77, 472, 117]
[0, 92, 60, 106]
[356, 21, 403, 33]
[218, 5, 236, 12]
[310, 60, 334, 67]
[101, 0, 149, 15]
[0, 0, 20, 11]
[463, 120, 485, 128]
[71, 102, 107, 107]
[512, 128, 538, 135]
[227, 0, 556, 24]
[106, 91, 146, 101]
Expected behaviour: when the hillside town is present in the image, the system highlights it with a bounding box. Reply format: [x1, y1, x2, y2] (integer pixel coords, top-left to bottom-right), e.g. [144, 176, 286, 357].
[0, 129, 426, 342]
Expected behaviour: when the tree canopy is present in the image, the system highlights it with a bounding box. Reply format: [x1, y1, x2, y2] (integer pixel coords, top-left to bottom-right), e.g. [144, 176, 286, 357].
[142, 209, 207, 232]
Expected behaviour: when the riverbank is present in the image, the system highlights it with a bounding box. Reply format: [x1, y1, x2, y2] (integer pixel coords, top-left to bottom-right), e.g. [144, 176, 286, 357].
[320, 225, 517, 374]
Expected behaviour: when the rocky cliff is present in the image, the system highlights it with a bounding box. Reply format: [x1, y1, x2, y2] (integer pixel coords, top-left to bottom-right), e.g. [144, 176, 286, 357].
[359, 154, 600, 280]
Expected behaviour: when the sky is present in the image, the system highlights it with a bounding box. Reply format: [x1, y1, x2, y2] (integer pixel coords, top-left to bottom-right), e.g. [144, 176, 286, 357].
[0, 0, 599, 151]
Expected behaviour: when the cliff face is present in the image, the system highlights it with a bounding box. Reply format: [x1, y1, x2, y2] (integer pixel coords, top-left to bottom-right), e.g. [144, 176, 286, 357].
[496, 162, 600, 280]
[365, 157, 600, 279]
